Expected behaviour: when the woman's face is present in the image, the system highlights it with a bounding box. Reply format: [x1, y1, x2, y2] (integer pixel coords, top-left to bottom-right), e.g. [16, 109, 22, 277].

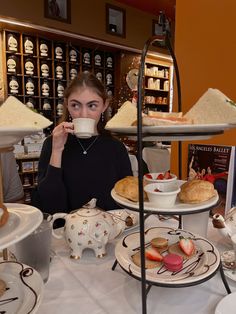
[67, 87, 108, 125]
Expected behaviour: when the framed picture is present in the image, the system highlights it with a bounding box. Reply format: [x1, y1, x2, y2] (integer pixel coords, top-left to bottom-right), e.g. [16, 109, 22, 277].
[106, 4, 126, 38]
[44, 0, 71, 23]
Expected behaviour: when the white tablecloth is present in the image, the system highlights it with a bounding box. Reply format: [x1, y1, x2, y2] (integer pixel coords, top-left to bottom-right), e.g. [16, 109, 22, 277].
[38, 216, 236, 314]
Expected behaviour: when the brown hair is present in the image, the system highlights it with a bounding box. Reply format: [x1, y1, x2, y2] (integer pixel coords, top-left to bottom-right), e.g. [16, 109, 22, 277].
[60, 72, 110, 134]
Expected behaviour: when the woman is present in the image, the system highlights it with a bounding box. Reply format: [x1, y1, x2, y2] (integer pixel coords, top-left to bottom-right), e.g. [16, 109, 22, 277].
[37, 73, 132, 213]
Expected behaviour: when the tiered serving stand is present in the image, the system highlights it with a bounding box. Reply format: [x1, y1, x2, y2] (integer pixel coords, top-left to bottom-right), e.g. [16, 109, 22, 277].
[108, 33, 235, 314]
[0, 130, 44, 313]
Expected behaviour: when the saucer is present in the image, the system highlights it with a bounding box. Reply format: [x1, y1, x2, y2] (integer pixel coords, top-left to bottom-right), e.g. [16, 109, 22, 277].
[215, 291, 236, 313]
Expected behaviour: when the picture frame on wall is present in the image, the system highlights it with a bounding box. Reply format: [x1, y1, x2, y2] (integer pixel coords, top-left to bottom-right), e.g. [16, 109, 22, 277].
[106, 4, 126, 38]
[44, 0, 71, 23]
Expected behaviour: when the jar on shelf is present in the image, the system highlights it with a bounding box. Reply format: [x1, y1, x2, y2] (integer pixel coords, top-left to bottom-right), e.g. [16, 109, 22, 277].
[164, 81, 169, 91]
[9, 76, 19, 94]
[25, 78, 35, 95]
[24, 37, 34, 55]
[24, 58, 35, 76]
[7, 55, 17, 74]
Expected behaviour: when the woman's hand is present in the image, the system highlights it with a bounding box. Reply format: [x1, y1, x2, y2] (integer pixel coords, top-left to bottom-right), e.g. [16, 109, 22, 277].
[50, 122, 74, 168]
[52, 122, 74, 152]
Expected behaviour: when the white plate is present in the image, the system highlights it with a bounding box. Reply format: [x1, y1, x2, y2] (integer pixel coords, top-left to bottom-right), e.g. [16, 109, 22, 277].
[115, 227, 220, 286]
[215, 291, 236, 314]
[0, 127, 41, 148]
[111, 181, 219, 214]
[0, 261, 44, 314]
[106, 123, 236, 134]
[0, 203, 43, 250]
[107, 209, 139, 232]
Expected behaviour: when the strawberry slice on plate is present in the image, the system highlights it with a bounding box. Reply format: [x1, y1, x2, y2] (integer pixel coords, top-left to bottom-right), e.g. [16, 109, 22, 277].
[179, 236, 195, 256]
[163, 170, 172, 179]
[145, 247, 163, 262]
[156, 173, 164, 180]
[145, 173, 153, 179]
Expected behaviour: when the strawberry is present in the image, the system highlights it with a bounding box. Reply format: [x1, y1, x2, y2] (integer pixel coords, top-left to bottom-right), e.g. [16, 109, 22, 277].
[157, 173, 164, 180]
[164, 170, 172, 179]
[145, 247, 163, 262]
[179, 236, 195, 256]
[145, 173, 153, 179]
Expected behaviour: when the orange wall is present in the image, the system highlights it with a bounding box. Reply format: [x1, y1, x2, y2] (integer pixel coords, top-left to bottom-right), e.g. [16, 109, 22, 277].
[172, 0, 236, 178]
[0, 0, 158, 50]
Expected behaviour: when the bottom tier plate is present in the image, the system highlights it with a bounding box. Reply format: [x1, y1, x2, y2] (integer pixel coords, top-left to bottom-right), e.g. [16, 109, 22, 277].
[115, 227, 220, 287]
[0, 261, 44, 314]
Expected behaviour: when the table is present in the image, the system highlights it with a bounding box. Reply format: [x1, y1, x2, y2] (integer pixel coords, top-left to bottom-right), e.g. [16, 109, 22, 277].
[38, 216, 236, 314]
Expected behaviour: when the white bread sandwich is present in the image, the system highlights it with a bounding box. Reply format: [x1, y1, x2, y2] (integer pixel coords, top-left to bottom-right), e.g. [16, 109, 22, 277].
[142, 111, 193, 126]
[0, 96, 52, 129]
[184, 88, 236, 124]
[106, 101, 137, 128]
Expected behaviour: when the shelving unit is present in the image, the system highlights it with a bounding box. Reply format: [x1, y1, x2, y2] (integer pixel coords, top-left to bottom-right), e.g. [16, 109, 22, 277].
[144, 56, 173, 113]
[2, 29, 116, 131]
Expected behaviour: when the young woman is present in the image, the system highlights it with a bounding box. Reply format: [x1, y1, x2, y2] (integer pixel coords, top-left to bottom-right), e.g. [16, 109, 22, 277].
[37, 72, 132, 213]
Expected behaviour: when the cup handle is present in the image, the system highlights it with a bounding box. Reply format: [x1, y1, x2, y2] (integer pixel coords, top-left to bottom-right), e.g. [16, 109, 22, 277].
[51, 213, 67, 239]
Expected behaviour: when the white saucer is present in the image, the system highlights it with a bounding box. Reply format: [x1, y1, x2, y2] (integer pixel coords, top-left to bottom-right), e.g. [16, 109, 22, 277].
[215, 291, 236, 314]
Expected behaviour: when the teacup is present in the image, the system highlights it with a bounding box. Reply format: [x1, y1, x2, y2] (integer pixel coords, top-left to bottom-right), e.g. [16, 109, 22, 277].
[73, 118, 96, 138]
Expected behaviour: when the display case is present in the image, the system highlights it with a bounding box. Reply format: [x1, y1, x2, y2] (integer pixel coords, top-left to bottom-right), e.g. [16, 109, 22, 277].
[2, 29, 116, 129]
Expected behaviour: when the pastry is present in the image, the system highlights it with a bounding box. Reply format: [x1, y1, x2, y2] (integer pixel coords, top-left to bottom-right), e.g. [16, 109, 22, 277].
[168, 242, 196, 259]
[131, 251, 161, 269]
[105, 101, 137, 127]
[114, 176, 147, 202]
[0, 203, 9, 227]
[178, 179, 217, 203]
[150, 237, 168, 249]
[163, 253, 183, 271]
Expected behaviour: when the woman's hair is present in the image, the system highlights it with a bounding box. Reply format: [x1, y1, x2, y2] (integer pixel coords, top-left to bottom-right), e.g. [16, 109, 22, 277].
[60, 72, 110, 135]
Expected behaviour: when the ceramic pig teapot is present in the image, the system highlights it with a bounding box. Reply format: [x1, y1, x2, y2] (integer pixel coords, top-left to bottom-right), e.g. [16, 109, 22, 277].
[212, 207, 236, 239]
[52, 198, 126, 259]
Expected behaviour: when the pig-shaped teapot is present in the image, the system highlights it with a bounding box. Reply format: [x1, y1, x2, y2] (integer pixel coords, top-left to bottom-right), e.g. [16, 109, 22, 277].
[212, 207, 236, 239]
[52, 198, 126, 259]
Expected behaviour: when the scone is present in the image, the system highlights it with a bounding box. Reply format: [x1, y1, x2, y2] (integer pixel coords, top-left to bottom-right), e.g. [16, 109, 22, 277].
[178, 179, 217, 203]
[0, 279, 7, 297]
[114, 176, 147, 202]
[0, 203, 9, 227]
[132, 251, 161, 269]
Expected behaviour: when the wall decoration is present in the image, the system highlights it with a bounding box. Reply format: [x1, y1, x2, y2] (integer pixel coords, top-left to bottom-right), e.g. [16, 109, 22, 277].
[106, 4, 126, 37]
[44, 0, 71, 23]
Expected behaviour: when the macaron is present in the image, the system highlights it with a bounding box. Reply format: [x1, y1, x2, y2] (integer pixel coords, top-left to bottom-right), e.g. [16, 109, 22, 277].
[163, 253, 183, 271]
[151, 237, 168, 249]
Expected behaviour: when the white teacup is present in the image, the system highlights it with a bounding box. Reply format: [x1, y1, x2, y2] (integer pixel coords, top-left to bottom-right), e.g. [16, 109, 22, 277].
[73, 118, 96, 138]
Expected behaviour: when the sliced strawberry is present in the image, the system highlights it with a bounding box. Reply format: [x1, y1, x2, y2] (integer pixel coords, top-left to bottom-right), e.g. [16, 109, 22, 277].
[145, 247, 163, 262]
[179, 236, 195, 256]
[145, 173, 153, 179]
[157, 173, 164, 180]
[164, 171, 172, 179]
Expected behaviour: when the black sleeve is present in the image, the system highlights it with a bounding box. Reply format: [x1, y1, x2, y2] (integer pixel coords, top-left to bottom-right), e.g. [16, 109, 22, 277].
[37, 136, 69, 213]
[115, 140, 133, 179]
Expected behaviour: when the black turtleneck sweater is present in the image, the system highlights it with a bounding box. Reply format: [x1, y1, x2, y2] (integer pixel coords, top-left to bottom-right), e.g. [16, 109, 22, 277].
[37, 134, 132, 213]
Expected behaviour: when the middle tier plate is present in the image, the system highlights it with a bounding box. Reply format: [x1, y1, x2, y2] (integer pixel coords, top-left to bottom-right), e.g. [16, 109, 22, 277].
[111, 184, 219, 215]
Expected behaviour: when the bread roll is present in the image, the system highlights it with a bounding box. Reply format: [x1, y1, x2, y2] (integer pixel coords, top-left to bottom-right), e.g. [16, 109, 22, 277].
[114, 176, 147, 202]
[179, 179, 217, 204]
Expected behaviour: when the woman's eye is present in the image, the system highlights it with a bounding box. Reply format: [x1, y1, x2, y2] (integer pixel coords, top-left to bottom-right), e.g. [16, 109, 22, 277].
[88, 103, 97, 110]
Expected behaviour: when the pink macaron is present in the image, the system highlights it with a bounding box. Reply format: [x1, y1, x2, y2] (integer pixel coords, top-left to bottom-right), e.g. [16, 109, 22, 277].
[163, 253, 183, 271]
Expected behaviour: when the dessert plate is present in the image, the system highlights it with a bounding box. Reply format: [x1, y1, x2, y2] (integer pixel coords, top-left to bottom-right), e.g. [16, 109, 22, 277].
[115, 227, 220, 287]
[0, 261, 44, 314]
[215, 291, 236, 314]
[111, 187, 219, 215]
[0, 203, 43, 250]
[107, 209, 139, 232]
[0, 127, 41, 148]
